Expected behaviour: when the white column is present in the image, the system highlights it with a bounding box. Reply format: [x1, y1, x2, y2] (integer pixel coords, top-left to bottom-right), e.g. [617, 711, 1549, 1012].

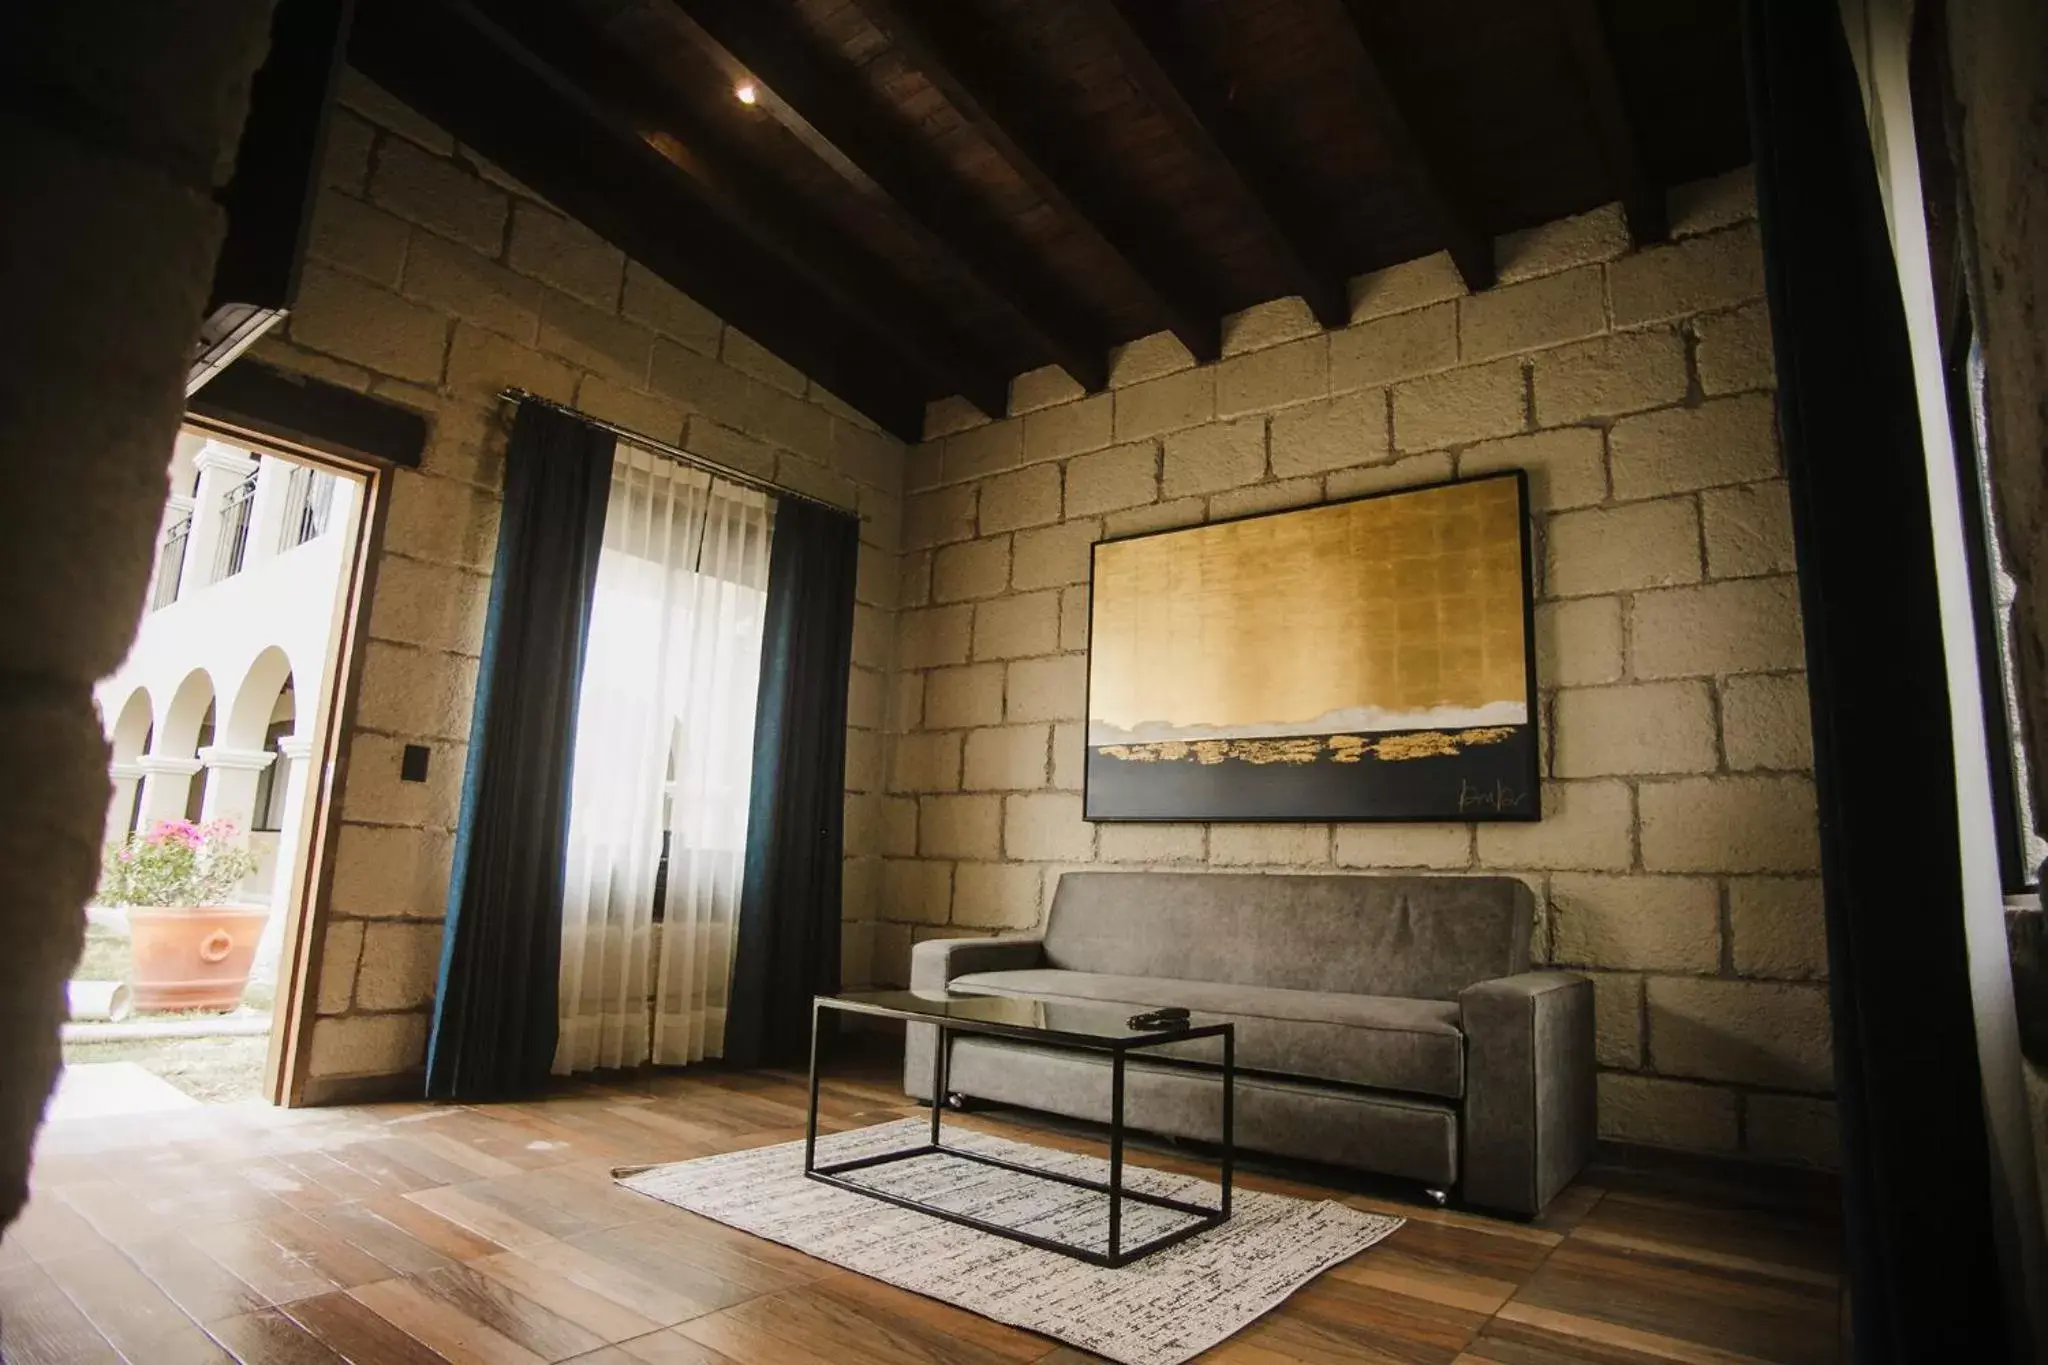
[195, 744, 275, 828]
[105, 761, 145, 844]
[252, 734, 317, 986]
[242, 457, 293, 569]
[133, 755, 204, 827]
[179, 444, 256, 597]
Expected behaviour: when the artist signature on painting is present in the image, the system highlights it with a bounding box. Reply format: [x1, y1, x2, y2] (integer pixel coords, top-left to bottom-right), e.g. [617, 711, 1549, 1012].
[1457, 779, 1528, 813]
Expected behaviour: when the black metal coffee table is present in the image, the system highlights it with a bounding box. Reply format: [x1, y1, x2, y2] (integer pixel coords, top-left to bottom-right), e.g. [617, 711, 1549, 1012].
[805, 989, 1235, 1268]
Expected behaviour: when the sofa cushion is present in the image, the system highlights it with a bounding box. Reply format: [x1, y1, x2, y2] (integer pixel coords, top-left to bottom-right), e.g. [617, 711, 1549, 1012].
[1042, 872, 1533, 1000]
[949, 968, 1465, 1099]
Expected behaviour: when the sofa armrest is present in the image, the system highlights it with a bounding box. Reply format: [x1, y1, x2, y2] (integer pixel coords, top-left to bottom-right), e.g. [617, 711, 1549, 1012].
[903, 936, 1045, 1098]
[1459, 971, 1596, 1216]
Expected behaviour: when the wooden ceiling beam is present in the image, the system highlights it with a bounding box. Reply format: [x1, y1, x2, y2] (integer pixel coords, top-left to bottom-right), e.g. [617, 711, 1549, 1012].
[855, 0, 1223, 365]
[1331, 0, 1497, 291]
[1551, 0, 1668, 242]
[1092, 0, 1351, 329]
[668, 0, 1109, 392]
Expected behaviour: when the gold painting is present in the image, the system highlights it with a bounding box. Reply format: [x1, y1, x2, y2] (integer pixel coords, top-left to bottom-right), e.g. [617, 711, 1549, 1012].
[1084, 472, 1540, 821]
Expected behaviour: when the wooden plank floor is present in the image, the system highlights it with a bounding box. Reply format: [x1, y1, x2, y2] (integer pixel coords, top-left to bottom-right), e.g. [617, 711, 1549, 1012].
[1, 1052, 1844, 1364]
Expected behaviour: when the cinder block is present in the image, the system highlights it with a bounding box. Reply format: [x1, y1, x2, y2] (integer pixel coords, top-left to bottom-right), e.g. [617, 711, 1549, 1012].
[1216, 336, 1328, 418]
[1109, 331, 1200, 388]
[1630, 577, 1806, 679]
[507, 202, 623, 310]
[536, 292, 654, 387]
[1163, 417, 1267, 498]
[1392, 358, 1526, 452]
[1325, 453, 1453, 499]
[1221, 296, 1323, 355]
[1459, 427, 1605, 511]
[1331, 824, 1474, 870]
[1011, 520, 1102, 592]
[1745, 1094, 1839, 1168]
[401, 232, 544, 344]
[1639, 775, 1820, 873]
[1695, 301, 1776, 396]
[1348, 252, 1467, 322]
[919, 795, 1002, 859]
[1591, 972, 1644, 1068]
[306, 191, 409, 289]
[1534, 597, 1624, 688]
[1531, 330, 1689, 427]
[1104, 496, 1207, 537]
[368, 555, 489, 656]
[1729, 876, 1828, 980]
[843, 793, 883, 857]
[1648, 976, 1832, 1091]
[871, 922, 913, 987]
[943, 417, 1023, 486]
[881, 797, 918, 857]
[1007, 654, 1088, 724]
[369, 138, 507, 254]
[1475, 781, 1632, 870]
[316, 922, 364, 1015]
[578, 376, 687, 449]
[1209, 478, 1321, 521]
[382, 468, 503, 571]
[337, 733, 466, 831]
[932, 537, 1010, 604]
[322, 110, 375, 195]
[924, 395, 990, 441]
[308, 1014, 429, 1079]
[339, 70, 454, 152]
[841, 921, 874, 987]
[883, 859, 953, 924]
[1545, 500, 1701, 598]
[973, 591, 1060, 661]
[842, 728, 883, 793]
[924, 664, 1004, 730]
[905, 444, 943, 494]
[889, 732, 962, 793]
[830, 418, 903, 496]
[1550, 873, 1719, 972]
[1023, 394, 1113, 465]
[905, 485, 977, 550]
[1610, 394, 1778, 502]
[897, 605, 972, 669]
[1329, 303, 1456, 394]
[1010, 364, 1086, 414]
[1458, 265, 1606, 362]
[1059, 586, 1093, 654]
[1005, 793, 1094, 861]
[842, 857, 881, 922]
[1495, 205, 1632, 284]
[1703, 481, 1796, 579]
[1597, 1073, 1738, 1151]
[952, 863, 1045, 929]
[854, 544, 897, 611]
[354, 922, 444, 1011]
[1115, 367, 1215, 441]
[964, 725, 1051, 791]
[291, 264, 449, 386]
[1209, 824, 1331, 867]
[979, 464, 1062, 534]
[777, 453, 859, 518]
[1669, 168, 1758, 239]
[1099, 822, 1206, 864]
[1052, 722, 1085, 791]
[1064, 441, 1158, 516]
[888, 672, 924, 734]
[1554, 681, 1718, 777]
[353, 641, 475, 743]
[621, 261, 721, 356]
[1270, 389, 1391, 479]
[1722, 672, 1814, 772]
[1608, 222, 1766, 327]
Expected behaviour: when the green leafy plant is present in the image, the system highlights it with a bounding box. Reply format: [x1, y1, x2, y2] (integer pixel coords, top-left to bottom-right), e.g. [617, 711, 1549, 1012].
[97, 819, 261, 909]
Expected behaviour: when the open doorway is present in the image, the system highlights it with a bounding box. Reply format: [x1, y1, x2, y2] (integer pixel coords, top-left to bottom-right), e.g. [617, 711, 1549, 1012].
[57, 425, 372, 1116]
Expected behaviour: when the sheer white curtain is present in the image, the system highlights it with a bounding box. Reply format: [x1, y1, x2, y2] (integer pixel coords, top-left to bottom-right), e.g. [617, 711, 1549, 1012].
[555, 444, 773, 1074]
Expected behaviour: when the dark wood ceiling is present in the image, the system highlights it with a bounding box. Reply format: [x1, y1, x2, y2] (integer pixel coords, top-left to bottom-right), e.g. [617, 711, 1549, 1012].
[349, 0, 1751, 440]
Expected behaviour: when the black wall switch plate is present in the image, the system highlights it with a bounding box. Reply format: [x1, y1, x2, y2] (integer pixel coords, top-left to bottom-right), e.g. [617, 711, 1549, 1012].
[400, 744, 431, 783]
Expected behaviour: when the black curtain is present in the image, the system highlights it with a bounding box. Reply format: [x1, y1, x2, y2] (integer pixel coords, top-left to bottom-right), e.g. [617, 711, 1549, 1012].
[426, 402, 614, 1100]
[1743, 6, 2013, 1358]
[725, 496, 861, 1068]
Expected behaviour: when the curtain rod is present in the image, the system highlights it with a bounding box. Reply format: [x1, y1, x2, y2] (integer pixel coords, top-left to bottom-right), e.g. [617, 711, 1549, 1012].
[496, 388, 844, 514]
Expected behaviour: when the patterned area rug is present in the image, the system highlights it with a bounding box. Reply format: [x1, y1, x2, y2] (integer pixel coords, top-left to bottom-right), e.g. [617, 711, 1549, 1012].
[615, 1117, 1403, 1365]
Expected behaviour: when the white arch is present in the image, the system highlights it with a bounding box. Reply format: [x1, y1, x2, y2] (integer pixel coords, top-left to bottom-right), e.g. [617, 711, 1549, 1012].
[158, 667, 217, 759]
[109, 688, 153, 761]
[223, 645, 294, 752]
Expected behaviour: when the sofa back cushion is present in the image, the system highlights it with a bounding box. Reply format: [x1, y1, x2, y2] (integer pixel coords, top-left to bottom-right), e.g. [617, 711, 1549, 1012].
[1042, 871, 1533, 1000]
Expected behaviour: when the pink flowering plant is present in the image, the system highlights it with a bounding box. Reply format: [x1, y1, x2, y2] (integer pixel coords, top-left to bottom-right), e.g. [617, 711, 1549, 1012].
[97, 819, 260, 908]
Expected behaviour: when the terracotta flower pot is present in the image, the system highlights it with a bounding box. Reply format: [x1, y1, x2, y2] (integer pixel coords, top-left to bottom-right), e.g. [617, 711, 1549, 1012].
[126, 906, 271, 1012]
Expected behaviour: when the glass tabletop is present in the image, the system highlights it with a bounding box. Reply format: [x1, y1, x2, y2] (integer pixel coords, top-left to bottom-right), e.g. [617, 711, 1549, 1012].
[821, 988, 1230, 1045]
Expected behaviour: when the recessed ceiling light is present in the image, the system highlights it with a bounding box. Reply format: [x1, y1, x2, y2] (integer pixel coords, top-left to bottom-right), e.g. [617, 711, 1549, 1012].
[735, 83, 758, 106]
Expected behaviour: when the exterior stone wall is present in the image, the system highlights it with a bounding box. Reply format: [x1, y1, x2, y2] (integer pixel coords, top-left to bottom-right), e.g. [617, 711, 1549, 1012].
[263, 73, 905, 1093]
[880, 171, 1838, 1166]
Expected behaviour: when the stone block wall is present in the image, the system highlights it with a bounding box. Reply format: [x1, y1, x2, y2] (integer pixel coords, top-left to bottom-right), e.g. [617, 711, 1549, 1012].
[262, 73, 905, 1094]
[879, 171, 1838, 1166]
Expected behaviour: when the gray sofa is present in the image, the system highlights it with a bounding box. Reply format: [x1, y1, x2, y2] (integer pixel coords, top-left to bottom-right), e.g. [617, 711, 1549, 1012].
[904, 871, 1595, 1217]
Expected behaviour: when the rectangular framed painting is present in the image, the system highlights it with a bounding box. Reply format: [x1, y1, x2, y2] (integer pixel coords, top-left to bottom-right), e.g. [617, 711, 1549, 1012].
[1084, 471, 1541, 822]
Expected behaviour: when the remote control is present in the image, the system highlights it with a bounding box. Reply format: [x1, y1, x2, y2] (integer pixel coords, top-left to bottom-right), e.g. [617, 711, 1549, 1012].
[1126, 1006, 1191, 1030]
